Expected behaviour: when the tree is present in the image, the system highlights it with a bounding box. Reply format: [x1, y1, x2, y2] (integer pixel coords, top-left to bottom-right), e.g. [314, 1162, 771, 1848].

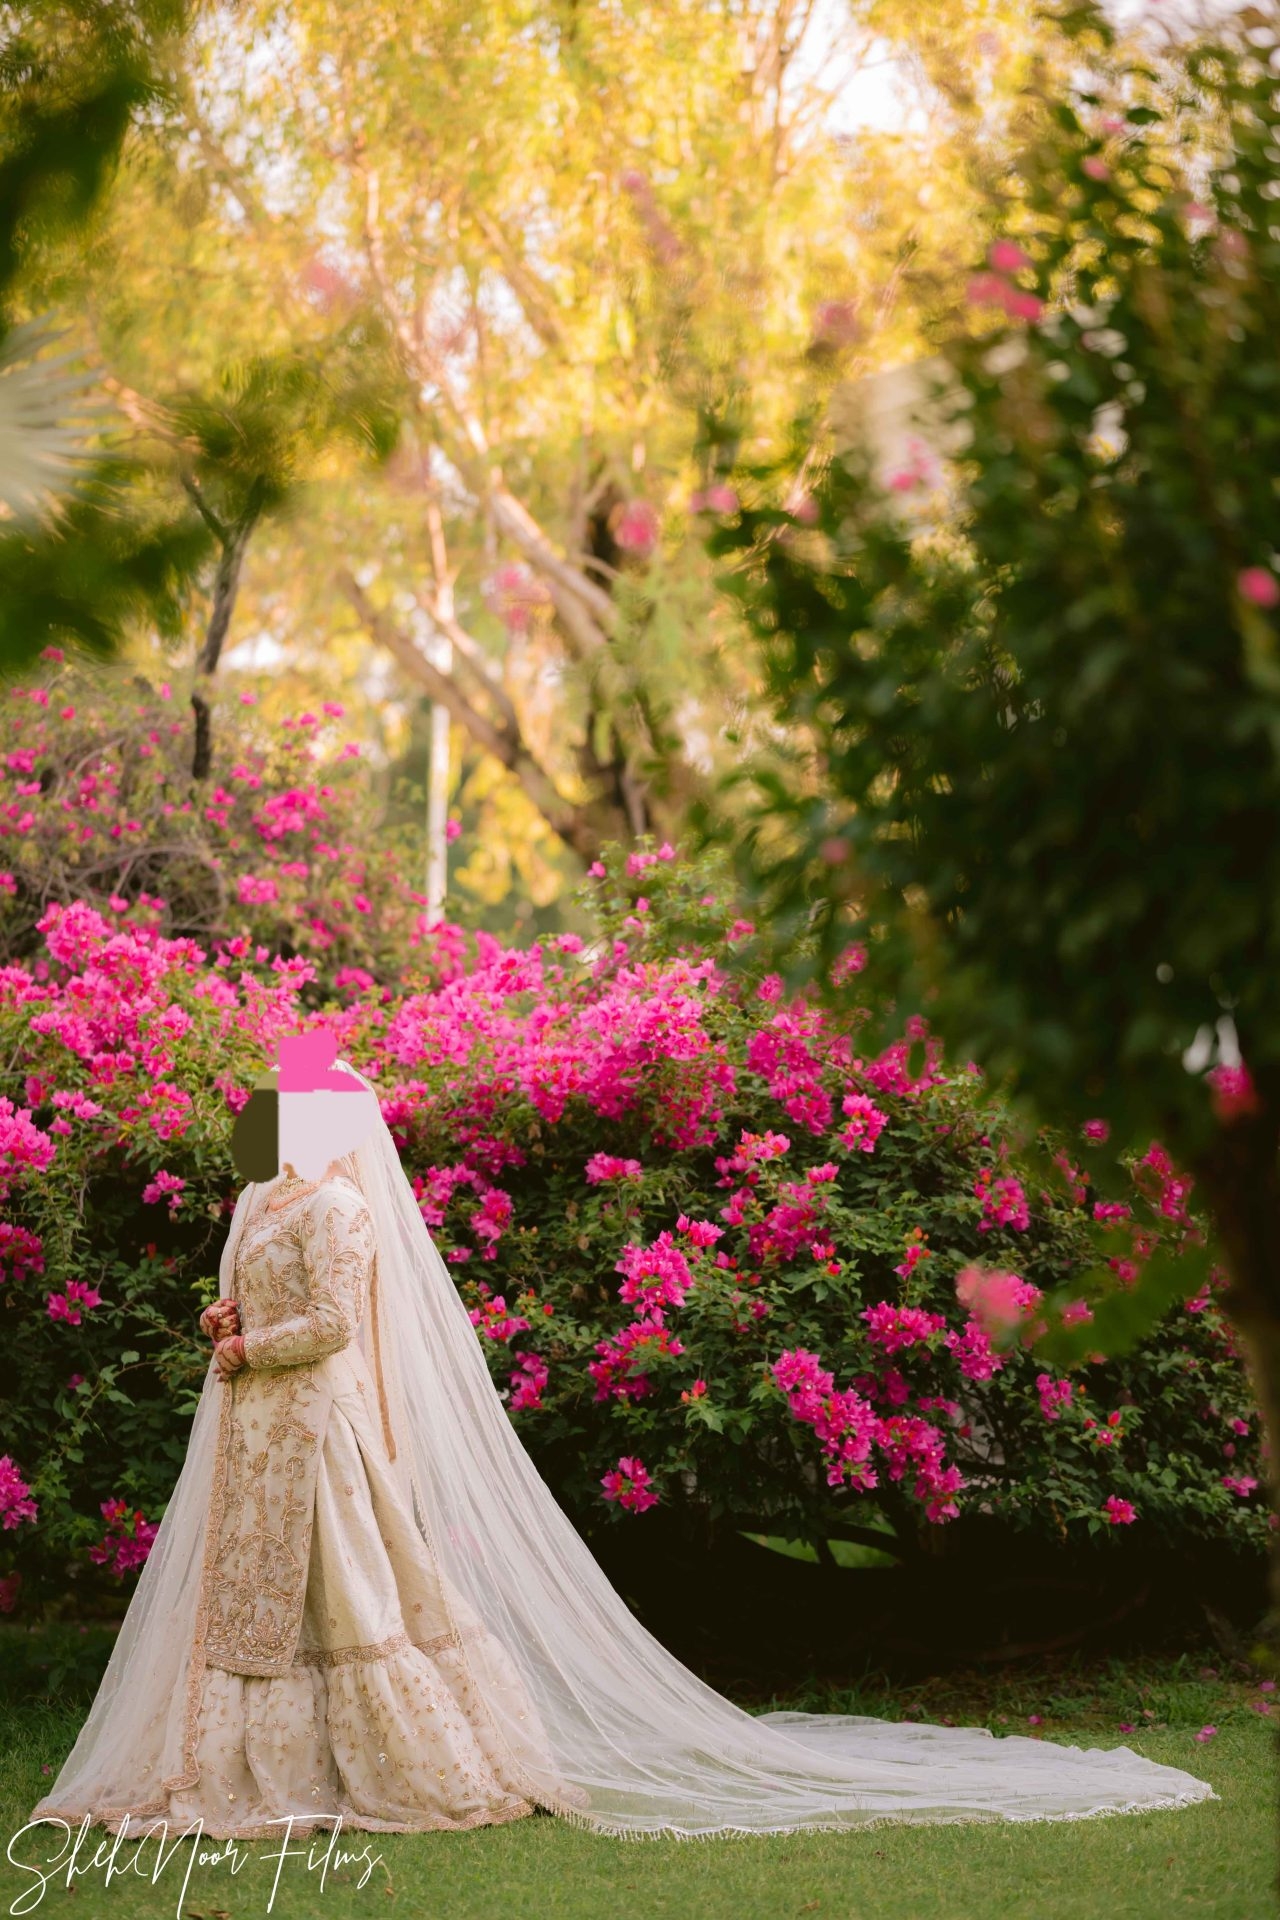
[64, 0, 1053, 870]
[700, 1, 1280, 1652]
[0, 0, 399, 755]
[0, 1, 208, 673]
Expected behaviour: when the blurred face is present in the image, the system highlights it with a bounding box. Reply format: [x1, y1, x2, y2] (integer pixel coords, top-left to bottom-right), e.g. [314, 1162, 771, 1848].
[229, 1054, 381, 1184]
[230, 1069, 280, 1183]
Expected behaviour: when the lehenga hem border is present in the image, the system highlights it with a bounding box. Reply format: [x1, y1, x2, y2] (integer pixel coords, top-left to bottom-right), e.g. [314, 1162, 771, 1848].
[204, 1626, 464, 1674]
[29, 1796, 539, 1842]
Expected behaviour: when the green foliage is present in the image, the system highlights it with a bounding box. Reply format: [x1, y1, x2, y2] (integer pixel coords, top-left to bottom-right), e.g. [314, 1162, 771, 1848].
[699, 2, 1280, 1181]
[0, 3, 186, 296]
[0, 4, 203, 673]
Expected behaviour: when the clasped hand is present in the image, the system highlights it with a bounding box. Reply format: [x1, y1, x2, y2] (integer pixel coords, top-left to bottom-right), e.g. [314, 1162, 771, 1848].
[200, 1298, 246, 1379]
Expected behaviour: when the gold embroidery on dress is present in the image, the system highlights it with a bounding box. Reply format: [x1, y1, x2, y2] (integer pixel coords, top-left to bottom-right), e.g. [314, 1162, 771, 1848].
[368, 1250, 397, 1462]
[287, 1627, 463, 1670]
[191, 1185, 377, 1683]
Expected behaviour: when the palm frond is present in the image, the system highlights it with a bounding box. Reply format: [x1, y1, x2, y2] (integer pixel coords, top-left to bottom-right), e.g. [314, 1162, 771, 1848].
[0, 317, 103, 525]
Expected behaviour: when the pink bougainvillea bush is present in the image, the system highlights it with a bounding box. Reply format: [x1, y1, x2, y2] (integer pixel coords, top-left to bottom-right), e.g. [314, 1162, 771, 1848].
[0, 657, 437, 995]
[0, 836, 1264, 1616]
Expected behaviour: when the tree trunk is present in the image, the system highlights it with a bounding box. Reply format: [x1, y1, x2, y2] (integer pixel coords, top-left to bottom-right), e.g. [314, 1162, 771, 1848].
[188, 475, 268, 780]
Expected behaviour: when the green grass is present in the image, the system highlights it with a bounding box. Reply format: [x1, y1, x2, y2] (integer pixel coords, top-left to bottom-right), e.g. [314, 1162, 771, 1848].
[1, 1628, 1274, 1920]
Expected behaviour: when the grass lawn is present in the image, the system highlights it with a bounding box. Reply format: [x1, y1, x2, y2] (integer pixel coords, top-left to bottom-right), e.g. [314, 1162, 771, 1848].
[0, 1627, 1272, 1920]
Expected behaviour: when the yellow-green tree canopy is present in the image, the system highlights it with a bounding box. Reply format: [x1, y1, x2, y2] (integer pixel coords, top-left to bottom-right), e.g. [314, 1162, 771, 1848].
[38, 0, 1048, 891]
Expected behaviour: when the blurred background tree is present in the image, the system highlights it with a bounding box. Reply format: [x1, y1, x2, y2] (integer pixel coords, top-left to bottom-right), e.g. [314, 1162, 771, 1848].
[698, 0, 1280, 1634]
[0, 2, 207, 667]
[19, 0, 1064, 920]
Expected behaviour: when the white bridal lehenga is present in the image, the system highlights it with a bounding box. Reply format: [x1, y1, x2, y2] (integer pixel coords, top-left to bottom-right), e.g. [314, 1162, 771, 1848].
[32, 1065, 1217, 1842]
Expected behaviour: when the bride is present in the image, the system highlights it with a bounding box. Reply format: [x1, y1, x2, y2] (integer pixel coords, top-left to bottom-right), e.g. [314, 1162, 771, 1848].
[30, 1055, 1216, 1842]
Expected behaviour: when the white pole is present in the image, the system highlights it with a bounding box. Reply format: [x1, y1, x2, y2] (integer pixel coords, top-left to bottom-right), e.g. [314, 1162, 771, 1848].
[425, 636, 452, 920]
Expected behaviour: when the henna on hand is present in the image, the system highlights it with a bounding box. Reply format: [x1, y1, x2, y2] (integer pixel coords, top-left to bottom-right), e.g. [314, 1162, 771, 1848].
[213, 1333, 247, 1379]
[200, 1298, 241, 1340]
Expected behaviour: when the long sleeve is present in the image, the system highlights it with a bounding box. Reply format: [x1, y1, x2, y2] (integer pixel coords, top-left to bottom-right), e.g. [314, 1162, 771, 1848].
[241, 1182, 374, 1370]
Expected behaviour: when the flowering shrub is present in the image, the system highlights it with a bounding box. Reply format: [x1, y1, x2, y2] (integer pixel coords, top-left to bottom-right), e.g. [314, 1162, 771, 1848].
[0, 655, 436, 995]
[0, 836, 1263, 1616]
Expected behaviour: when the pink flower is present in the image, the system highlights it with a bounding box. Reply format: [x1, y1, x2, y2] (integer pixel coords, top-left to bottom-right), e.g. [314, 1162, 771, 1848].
[974, 1169, 1029, 1233]
[616, 1232, 694, 1314]
[966, 271, 1006, 308]
[676, 1215, 724, 1248]
[1103, 1495, 1136, 1525]
[862, 1302, 947, 1355]
[87, 1497, 158, 1575]
[810, 300, 862, 348]
[1207, 1062, 1259, 1120]
[615, 500, 660, 558]
[0, 1456, 38, 1529]
[601, 1455, 659, 1512]
[1238, 567, 1279, 608]
[966, 274, 1044, 323]
[1036, 1372, 1074, 1422]
[832, 942, 867, 983]
[141, 1169, 186, 1213]
[1082, 155, 1110, 181]
[1082, 1118, 1109, 1142]
[1222, 1474, 1258, 1498]
[585, 1153, 643, 1185]
[946, 1317, 1004, 1383]
[46, 1279, 103, 1326]
[445, 817, 462, 842]
[884, 436, 940, 494]
[772, 1349, 882, 1495]
[589, 1317, 685, 1402]
[508, 1350, 549, 1412]
[988, 239, 1033, 274]
[955, 1264, 1040, 1334]
[467, 1288, 530, 1343]
[1193, 1726, 1218, 1743]
[839, 1091, 888, 1154]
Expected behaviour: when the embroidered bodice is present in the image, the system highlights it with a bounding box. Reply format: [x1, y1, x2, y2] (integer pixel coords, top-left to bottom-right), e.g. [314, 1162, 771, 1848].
[234, 1175, 375, 1370]
[199, 1176, 379, 1675]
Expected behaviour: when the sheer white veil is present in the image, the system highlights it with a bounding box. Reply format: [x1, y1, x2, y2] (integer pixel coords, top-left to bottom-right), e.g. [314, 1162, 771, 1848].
[31, 1059, 1217, 1840]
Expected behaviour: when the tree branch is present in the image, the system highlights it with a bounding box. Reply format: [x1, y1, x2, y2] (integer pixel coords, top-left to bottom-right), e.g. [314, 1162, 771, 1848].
[358, 160, 617, 654]
[338, 568, 602, 861]
[195, 475, 268, 679]
[181, 472, 229, 545]
[467, 201, 568, 357]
